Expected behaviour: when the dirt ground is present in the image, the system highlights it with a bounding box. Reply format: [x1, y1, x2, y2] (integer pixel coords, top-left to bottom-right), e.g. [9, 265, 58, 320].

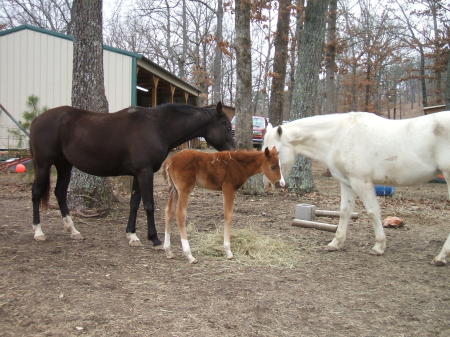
[1, 161, 449, 337]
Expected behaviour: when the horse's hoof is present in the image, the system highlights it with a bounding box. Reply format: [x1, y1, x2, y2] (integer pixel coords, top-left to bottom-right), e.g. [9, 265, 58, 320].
[70, 233, 83, 240]
[152, 244, 164, 250]
[323, 245, 339, 252]
[226, 254, 234, 260]
[129, 239, 143, 247]
[431, 258, 447, 266]
[151, 238, 162, 247]
[165, 250, 174, 259]
[370, 248, 385, 256]
[189, 257, 198, 264]
[34, 234, 46, 241]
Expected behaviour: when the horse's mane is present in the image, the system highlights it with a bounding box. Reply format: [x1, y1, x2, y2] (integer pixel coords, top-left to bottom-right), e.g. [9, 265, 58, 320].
[154, 103, 215, 117]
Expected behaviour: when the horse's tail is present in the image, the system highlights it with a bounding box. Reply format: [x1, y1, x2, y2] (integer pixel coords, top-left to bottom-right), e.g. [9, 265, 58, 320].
[34, 165, 51, 211]
[30, 146, 51, 211]
[162, 160, 176, 195]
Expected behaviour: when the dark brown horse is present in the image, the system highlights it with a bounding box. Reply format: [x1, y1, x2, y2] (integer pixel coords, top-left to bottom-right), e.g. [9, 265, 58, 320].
[30, 102, 234, 247]
[162, 147, 285, 263]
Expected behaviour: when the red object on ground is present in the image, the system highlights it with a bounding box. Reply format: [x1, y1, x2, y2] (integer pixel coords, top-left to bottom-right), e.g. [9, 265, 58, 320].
[15, 163, 26, 173]
[383, 216, 404, 228]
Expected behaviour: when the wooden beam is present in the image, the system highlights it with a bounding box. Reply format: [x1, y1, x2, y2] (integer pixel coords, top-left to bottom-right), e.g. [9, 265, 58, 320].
[152, 76, 160, 107]
[170, 85, 176, 103]
[292, 219, 338, 233]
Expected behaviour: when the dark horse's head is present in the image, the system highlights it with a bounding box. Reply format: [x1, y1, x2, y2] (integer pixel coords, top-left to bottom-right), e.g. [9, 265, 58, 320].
[204, 102, 235, 151]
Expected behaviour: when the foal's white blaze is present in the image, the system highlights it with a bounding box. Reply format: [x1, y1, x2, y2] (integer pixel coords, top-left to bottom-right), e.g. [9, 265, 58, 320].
[278, 159, 286, 187]
[63, 215, 82, 239]
[181, 238, 197, 264]
[126, 233, 142, 246]
[32, 224, 46, 240]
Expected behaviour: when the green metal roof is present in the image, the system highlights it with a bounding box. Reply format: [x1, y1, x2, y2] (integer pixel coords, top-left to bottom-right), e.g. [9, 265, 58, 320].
[0, 24, 142, 58]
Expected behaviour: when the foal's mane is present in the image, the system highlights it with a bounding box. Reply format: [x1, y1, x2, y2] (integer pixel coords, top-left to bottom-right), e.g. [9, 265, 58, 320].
[218, 150, 265, 165]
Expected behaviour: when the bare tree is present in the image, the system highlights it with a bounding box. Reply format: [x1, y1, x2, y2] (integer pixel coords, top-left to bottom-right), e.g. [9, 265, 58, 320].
[323, 0, 337, 114]
[268, 0, 291, 126]
[1, 0, 73, 33]
[288, 0, 330, 194]
[234, 0, 253, 150]
[69, 0, 112, 212]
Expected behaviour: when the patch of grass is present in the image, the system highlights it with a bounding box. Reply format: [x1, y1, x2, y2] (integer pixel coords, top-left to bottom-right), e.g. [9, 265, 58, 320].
[189, 224, 300, 268]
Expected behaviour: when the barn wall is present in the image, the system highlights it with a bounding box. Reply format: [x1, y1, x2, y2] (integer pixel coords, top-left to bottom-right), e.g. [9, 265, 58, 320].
[0, 27, 132, 149]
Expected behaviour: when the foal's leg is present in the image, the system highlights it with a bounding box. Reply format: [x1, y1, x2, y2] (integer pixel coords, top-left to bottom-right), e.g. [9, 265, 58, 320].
[54, 161, 82, 240]
[222, 184, 236, 259]
[31, 164, 51, 241]
[137, 170, 162, 247]
[176, 190, 196, 264]
[351, 179, 386, 255]
[164, 188, 177, 259]
[126, 177, 143, 246]
[432, 233, 450, 266]
[326, 182, 355, 251]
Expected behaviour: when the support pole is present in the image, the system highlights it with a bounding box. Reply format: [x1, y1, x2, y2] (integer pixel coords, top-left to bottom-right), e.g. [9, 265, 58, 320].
[0, 104, 29, 137]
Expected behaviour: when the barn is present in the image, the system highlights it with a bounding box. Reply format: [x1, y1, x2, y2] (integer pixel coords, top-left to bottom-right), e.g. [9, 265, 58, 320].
[0, 24, 202, 150]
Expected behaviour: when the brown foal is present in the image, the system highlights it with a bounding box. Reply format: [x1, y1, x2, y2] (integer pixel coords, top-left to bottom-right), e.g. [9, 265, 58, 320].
[162, 147, 285, 263]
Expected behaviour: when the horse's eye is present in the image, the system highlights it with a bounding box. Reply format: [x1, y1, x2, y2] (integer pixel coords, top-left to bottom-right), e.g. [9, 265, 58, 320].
[271, 165, 278, 170]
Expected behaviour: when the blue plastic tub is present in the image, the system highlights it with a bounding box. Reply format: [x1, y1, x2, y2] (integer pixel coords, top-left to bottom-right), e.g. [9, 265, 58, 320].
[375, 185, 396, 196]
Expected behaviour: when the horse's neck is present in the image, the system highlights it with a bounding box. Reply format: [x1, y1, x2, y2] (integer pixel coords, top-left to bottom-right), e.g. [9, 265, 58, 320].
[230, 151, 264, 177]
[165, 108, 212, 148]
[287, 116, 341, 161]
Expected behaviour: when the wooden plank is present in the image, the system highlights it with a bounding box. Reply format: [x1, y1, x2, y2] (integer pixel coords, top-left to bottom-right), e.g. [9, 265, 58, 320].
[292, 219, 338, 232]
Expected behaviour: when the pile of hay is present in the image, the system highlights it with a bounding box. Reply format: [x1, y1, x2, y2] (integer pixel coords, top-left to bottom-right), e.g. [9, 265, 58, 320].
[189, 224, 300, 268]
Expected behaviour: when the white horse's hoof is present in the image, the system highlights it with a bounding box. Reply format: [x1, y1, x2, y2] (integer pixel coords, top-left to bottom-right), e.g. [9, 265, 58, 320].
[187, 256, 197, 264]
[165, 250, 174, 259]
[70, 233, 83, 240]
[323, 244, 340, 252]
[34, 234, 46, 241]
[370, 247, 385, 255]
[431, 258, 447, 266]
[226, 253, 234, 260]
[129, 239, 143, 247]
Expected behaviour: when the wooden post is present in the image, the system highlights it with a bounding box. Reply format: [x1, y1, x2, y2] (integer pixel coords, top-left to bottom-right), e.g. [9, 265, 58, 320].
[170, 85, 176, 103]
[184, 92, 189, 104]
[292, 219, 337, 232]
[152, 76, 160, 107]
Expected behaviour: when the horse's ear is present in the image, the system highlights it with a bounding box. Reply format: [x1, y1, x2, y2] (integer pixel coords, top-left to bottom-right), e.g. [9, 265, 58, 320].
[264, 147, 270, 158]
[277, 126, 283, 137]
[216, 101, 223, 114]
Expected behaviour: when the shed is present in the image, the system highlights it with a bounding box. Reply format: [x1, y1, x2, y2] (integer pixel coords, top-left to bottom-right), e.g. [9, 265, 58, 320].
[0, 24, 202, 149]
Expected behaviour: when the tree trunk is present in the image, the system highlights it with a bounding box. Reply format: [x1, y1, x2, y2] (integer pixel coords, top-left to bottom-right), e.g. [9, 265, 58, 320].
[211, 0, 223, 104]
[419, 44, 428, 108]
[69, 0, 112, 211]
[234, 0, 252, 150]
[289, 0, 330, 194]
[180, 0, 187, 79]
[268, 0, 291, 127]
[286, 0, 305, 121]
[445, 49, 450, 109]
[323, 0, 337, 115]
[235, 0, 264, 194]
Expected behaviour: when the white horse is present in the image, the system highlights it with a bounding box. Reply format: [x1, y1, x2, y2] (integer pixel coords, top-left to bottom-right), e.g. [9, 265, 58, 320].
[263, 111, 450, 266]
